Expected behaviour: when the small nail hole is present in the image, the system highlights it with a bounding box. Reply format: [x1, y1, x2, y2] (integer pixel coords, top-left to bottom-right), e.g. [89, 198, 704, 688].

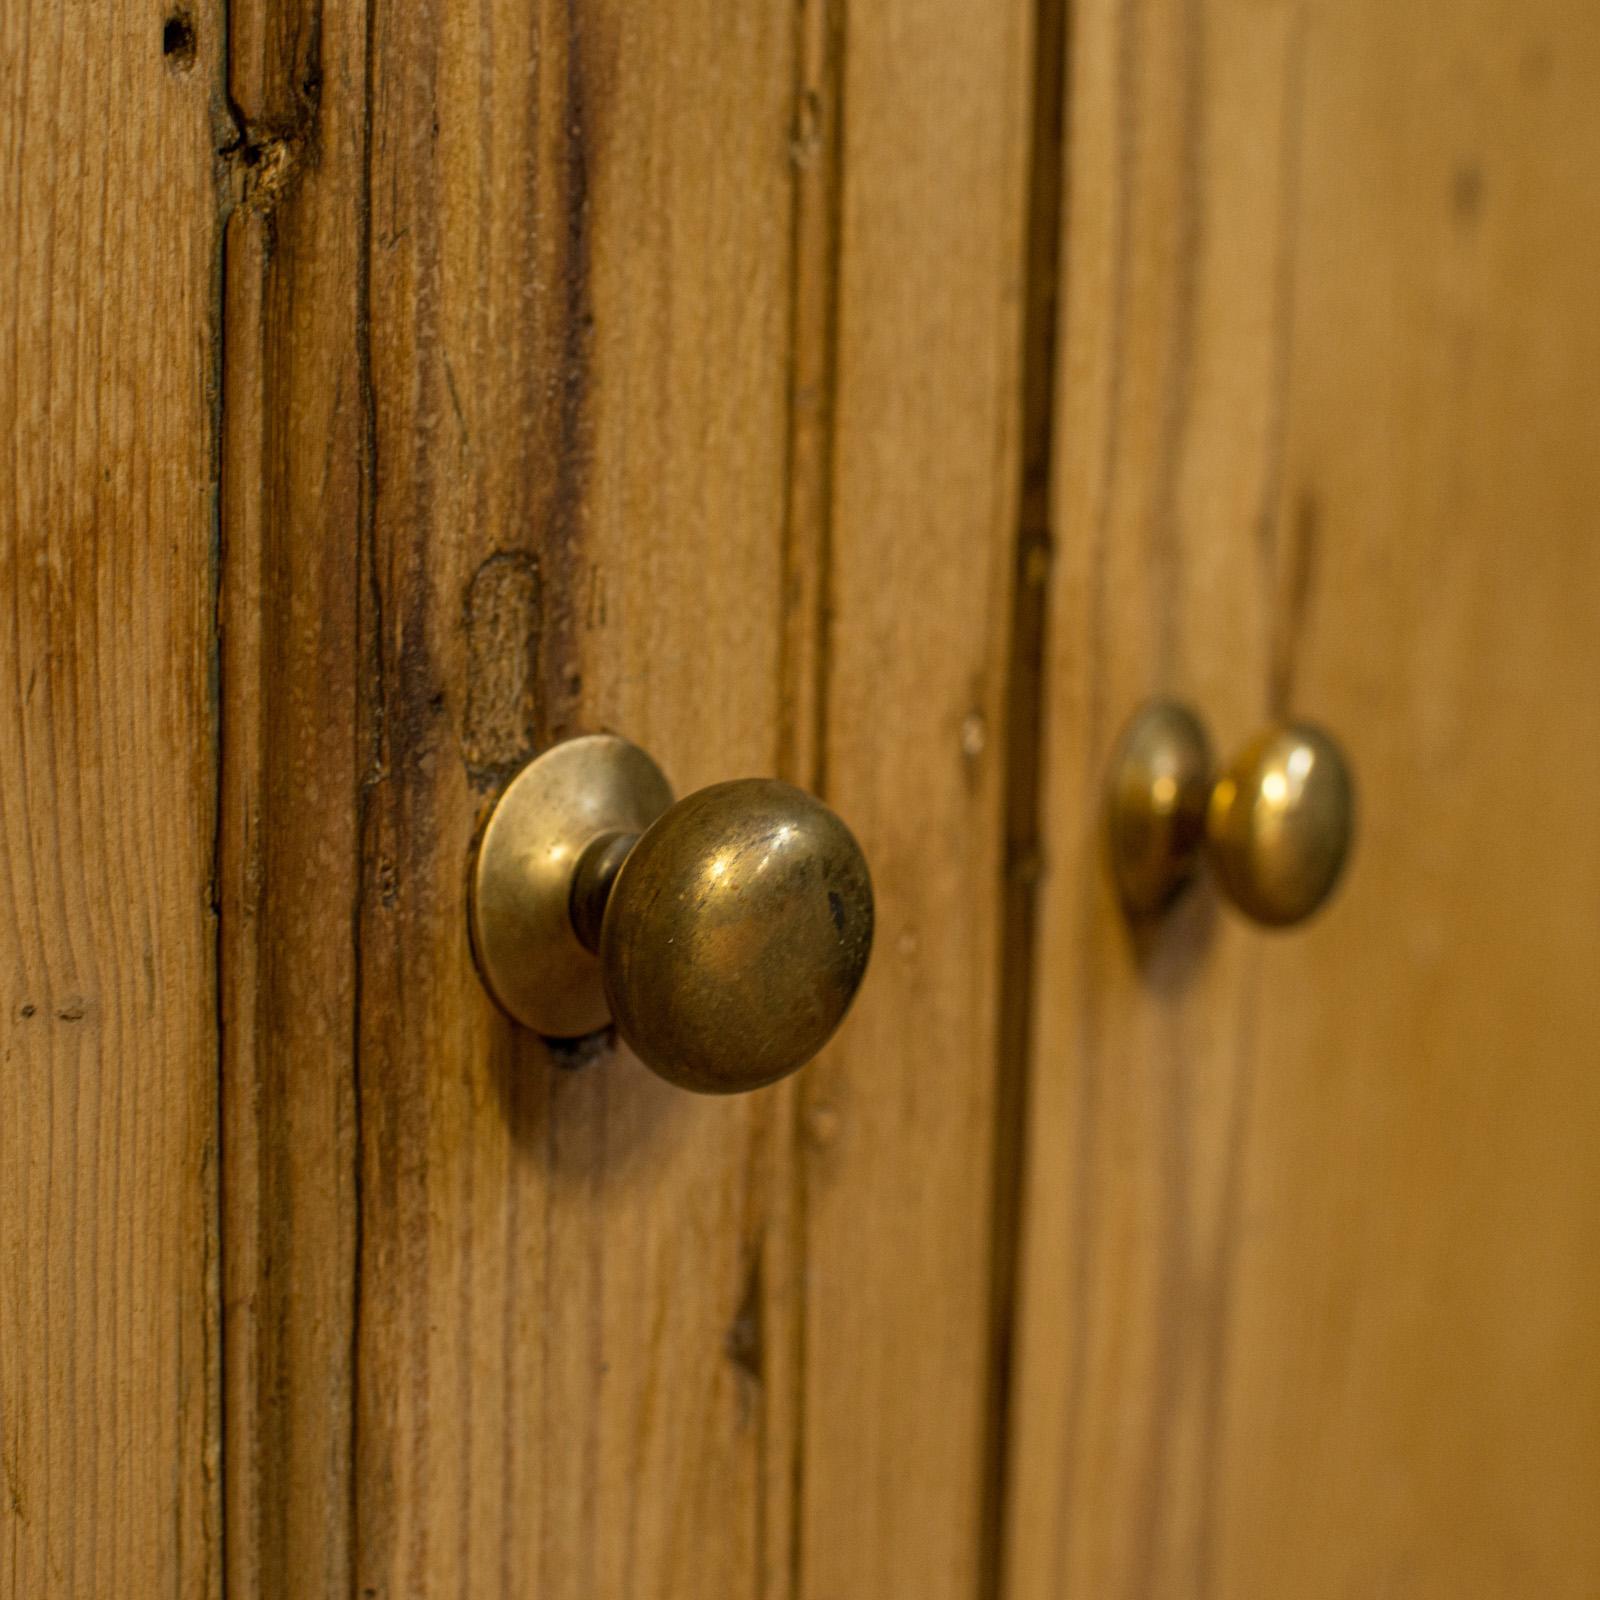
[163, 12, 196, 70]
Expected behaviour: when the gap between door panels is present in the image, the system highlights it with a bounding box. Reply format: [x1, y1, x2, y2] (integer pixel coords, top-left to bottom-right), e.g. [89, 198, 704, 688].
[773, 0, 847, 1588]
[770, 0, 1070, 1592]
[979, 0, 1070, 1592]
[211, 0, 368, 1591]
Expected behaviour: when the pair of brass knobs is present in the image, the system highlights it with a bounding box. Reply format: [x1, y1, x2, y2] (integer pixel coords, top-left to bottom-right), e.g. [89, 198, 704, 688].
[1108, 700, 1355, 925]
[471, 707, 1352, 1096]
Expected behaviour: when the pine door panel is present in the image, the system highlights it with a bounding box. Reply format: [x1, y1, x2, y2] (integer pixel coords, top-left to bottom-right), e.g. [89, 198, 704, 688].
[1, 1, 226, 1592]
[1004, 2, 1600, 1595]
[217, 0, 1036, 1595]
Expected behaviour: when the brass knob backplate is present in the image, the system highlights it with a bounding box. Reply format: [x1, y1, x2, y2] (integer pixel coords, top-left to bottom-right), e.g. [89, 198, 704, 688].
[1107, 700, 1354, 927]
[470, 734, 874, 1093]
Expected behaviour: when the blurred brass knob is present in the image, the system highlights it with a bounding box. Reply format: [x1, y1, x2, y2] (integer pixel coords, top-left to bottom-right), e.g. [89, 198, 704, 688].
[1107, 700, 1354, 927]
[470, 734, 874, 1093]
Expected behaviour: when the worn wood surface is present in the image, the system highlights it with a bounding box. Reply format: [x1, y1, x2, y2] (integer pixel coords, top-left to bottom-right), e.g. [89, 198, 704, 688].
[346, 4, 798, 1593]
[0, 1, 225, 1593]
[217, 0, 365, 1592]
[1003, 1, 1600, 1595]
[216, 0, 1040, 1592]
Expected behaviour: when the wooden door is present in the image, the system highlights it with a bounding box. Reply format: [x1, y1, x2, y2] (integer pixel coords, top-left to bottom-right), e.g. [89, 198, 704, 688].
[215, 0, 1036, 1596]
[2, 0, 225, 1592]
[1002, 1, 1600, 1595]
[6, 0, 1599, 1597]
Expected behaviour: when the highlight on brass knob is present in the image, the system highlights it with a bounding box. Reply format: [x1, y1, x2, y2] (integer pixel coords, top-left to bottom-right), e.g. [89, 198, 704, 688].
[1107, 700, 1354, 927]
[469, 734, 874, 1093]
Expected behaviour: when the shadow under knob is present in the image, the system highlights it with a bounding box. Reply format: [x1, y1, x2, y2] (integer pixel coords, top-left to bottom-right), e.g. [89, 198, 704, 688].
[470, 735, 873, 1094]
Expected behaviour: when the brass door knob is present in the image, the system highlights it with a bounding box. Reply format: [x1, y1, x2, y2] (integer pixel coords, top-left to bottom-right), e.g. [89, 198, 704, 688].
[1107, 700, 1354, 926]
[470, 734, 874, 1093]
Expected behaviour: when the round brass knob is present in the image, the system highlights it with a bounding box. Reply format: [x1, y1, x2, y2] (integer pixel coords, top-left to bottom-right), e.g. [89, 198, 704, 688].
[1107, 700, 1354, 927]
[470, 735, 874, 1093]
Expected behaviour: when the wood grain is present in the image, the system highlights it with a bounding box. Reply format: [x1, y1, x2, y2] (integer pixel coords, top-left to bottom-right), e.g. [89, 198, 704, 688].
[793, 1, 1036, 1596]
[217, 0, 365, 1591]
[1003, 1, 1600, 1595]
[349, 2, 802, 1594]
[0, 0, 225, 1593]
